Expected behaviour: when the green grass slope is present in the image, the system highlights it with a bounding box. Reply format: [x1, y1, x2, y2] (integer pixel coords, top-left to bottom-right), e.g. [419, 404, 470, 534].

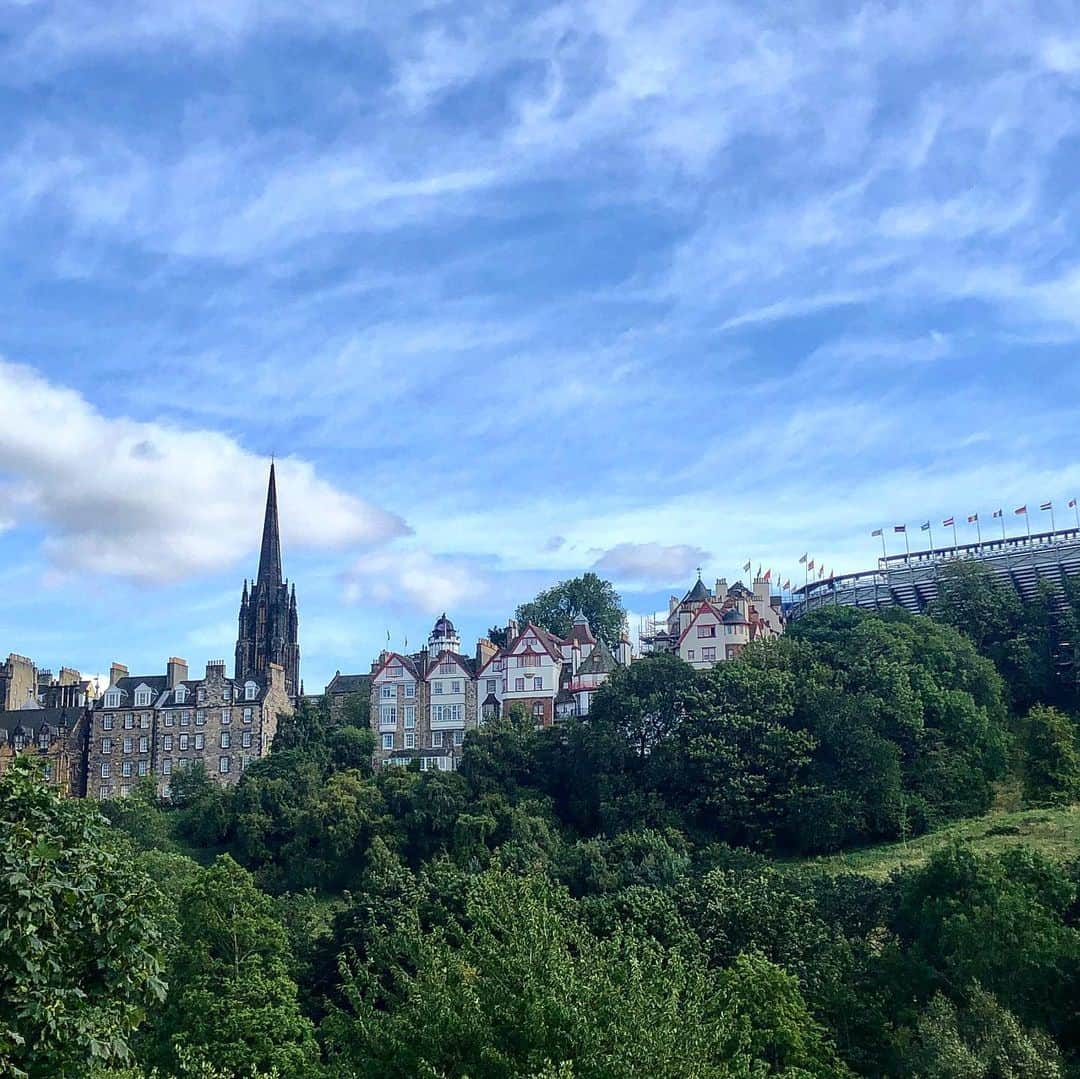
[796, 804, 1080, 879]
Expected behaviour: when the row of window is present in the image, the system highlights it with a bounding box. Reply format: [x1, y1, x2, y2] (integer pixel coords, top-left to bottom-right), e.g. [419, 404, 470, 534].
[380, 682, 416, 699]
[381, 729, 465, 751]
[685, 646, 739, 662]
[100, 755, 248, 780]
[101, 683, 259, 709]
[99, 730, 255, 755]
[96, 755, 255, 795]
[101, 708, 256, 731]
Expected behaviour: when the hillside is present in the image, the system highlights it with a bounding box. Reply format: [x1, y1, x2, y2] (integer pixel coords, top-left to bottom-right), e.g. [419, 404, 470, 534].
[797, 803, 1080, 880]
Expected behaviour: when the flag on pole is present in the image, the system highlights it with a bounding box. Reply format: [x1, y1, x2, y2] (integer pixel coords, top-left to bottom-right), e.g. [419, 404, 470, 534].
[920, 521, 931, 531]
[1015, 505, 1027, 515]
[1070, 499, 1077, 509]
[818, 565, 825, 578]
[1041, 501, 1053, 511]
[783, 579, 791, 591]
[756, 565, 762, 578]
[742, 561, 751, 572]
[763, 568, 772, 582]
[943, 516, 955, 527]
[967, 514, 978, 523]
[992, 509, 1003, 518]
[808, 559, 815, 571]
[799, 553, 808, 564]
[871, 529, 883, 537]
[894, 524, 907, 533]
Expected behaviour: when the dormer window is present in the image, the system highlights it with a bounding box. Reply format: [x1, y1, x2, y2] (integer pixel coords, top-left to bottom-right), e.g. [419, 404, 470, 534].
[104, 690, 120, 708]
[37, 730, 50, 751]
[244, 682, 258, 701]
[174, 687, 187, 704]
[135, 689, 152, 707]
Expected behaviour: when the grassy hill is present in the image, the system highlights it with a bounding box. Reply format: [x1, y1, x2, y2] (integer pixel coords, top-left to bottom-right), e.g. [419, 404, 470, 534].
[795, 803, 1080, 880]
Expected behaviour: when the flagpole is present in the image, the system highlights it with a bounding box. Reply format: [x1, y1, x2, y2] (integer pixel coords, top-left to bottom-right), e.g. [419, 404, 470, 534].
[975, 517, 982, 545]
[1074, 500, 1079, 530]
[999, 513, 1006, 541]
[952, 520, 958, 548]
[904, 529, 910, 561]
[1025, 511, 1031, 540]
[927, 524, 934, 551]
[1050, 506, 1056, 533]
[880, 531, 887, 562]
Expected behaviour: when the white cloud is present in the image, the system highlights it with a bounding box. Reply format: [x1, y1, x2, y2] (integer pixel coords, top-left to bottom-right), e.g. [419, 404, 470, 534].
[593, 542, 711, 586]
[0, 359, 408, 583]
[341, 548, 491, 615]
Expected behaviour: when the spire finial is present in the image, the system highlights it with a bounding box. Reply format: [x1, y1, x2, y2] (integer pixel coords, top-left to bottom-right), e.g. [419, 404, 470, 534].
[256, 461, 283, 588]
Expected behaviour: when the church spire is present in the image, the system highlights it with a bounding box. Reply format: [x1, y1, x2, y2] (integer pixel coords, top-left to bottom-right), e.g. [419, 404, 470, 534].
[256, 461, 283, 588]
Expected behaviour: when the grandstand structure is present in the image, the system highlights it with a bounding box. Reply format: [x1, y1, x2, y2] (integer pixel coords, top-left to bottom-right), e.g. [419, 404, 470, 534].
[788, 527, 1080, 625]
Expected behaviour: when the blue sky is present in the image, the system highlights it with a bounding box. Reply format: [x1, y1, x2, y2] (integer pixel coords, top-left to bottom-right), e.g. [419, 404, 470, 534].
[2, 1, 1080, 691]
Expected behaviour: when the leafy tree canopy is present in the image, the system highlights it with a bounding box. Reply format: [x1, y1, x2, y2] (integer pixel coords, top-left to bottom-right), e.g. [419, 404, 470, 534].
[515, 573, 626, 644]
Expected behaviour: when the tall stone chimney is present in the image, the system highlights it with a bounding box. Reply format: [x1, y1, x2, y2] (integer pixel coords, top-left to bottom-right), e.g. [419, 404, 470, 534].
[167, 657, 189, 688]
[109, 662, 129, 688]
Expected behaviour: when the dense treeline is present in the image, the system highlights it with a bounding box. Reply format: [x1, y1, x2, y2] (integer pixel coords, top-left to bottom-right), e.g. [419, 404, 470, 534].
[4, 586, 1080, 1077]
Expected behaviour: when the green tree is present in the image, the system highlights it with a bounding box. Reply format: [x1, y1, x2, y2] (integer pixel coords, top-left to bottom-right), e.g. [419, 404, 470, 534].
[151, 855, 319, 1076]
[895, 987, 1064, 1078]
[0, 757, 166, 1077]
[1018, 704, 1080, 806]
[324, 868, 847, 1077]
[516, 573, 626, 644]
[893, 845, 1080, 1040]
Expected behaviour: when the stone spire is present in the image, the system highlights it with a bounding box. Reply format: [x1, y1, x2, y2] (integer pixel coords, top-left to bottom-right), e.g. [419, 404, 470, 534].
[256, 461, 283, 588]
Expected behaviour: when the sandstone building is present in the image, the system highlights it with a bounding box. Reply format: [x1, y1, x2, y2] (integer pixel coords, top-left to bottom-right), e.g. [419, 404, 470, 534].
[0, 705, 90, 796]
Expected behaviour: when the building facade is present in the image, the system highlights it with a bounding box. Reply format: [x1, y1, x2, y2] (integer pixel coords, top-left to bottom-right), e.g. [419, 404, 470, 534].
[369, 615, 480, 771]
[236, 463, 301, 700]
[0, 653, 94, 711]
[86, 657, 292, 800]
[0, 706, 90, 796]
[641, 575, 784, 667]
[356, 612, 631, 772]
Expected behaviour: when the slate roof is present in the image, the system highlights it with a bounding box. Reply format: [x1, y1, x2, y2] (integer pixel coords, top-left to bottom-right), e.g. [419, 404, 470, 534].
[94, 676, 169, 709]
[326, 673, 371, 695]
[577, 638, 618, 676]
[0, 707, 85, 739]
[683, 577, 711, 603]
[566, 618, 597, 646]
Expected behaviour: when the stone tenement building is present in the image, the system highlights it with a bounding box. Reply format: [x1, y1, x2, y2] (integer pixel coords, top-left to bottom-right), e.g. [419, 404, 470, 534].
[0, 706, 90, 796]
[86, 657, 292, 800]
[0, 653, 94, 711]
[356, 613, 632, 772]
[236, 461, 301, 700]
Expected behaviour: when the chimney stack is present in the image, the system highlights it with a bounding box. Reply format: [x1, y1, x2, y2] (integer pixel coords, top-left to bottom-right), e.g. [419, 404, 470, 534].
[109, 662, 128, 688]
[167, 657, 189, 688]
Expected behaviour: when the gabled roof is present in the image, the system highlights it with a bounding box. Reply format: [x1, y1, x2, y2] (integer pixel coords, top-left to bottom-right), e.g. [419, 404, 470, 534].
[676, 601, 725, 647]
[371, 652, 422, 681]
[507, 623, 563, 662]
[426, 651, 476, 679]
[727, 581, 753, 599]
